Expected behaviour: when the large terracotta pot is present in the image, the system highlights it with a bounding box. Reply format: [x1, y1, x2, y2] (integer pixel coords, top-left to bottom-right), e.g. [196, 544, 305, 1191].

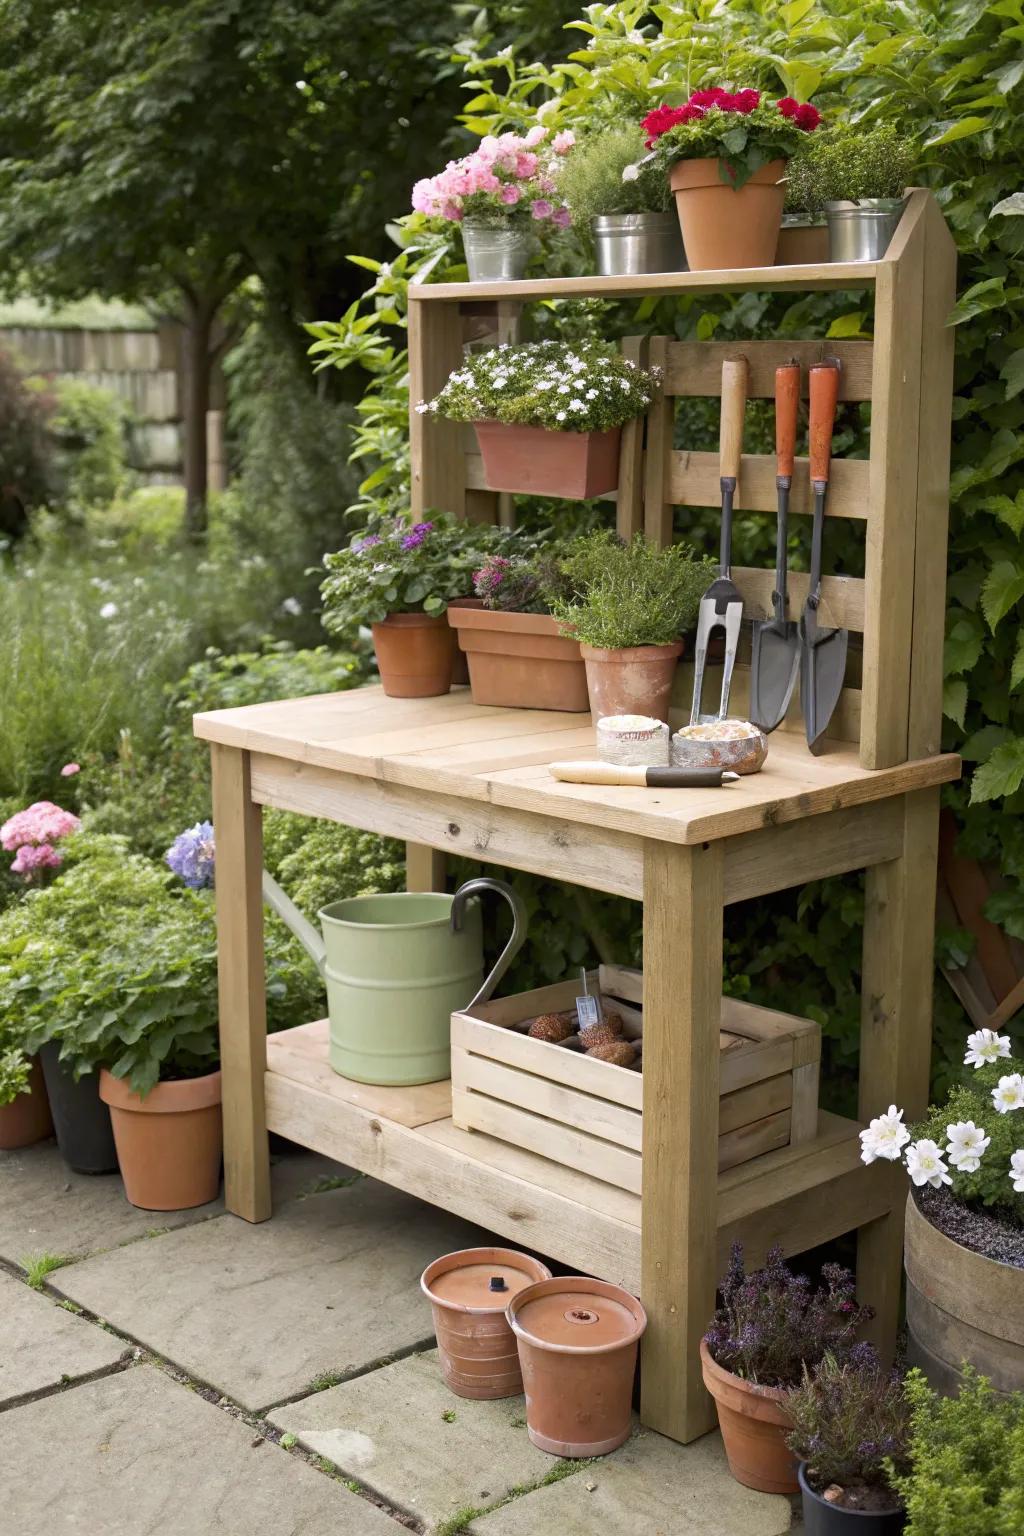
[421, 1246, 552, 1399]
[701, 1340, 798, 1494]
[447, 607, 590, 712]
[904, 1190, 1024, 1395]
[447, 596, 483, 686]
[0, 1057, 53, 1150]
[100, 1068, 222, 1211]
[473, 420, 622, 499]
[371, 612, 456, 699]
[581, 640, 683, 723]
[669, 158, 787, 271]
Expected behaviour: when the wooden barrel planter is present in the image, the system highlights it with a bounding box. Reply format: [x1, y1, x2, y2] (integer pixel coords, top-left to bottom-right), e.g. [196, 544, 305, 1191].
[904, 1191, 1024, 1395]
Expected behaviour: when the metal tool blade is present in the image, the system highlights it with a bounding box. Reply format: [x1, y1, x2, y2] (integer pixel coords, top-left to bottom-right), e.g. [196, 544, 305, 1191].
[801, 626, 849, 752]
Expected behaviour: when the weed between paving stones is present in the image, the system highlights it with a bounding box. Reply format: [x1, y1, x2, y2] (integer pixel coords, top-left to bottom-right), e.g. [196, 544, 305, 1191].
[433, 1456, 597, 1536]
[296, 1172, 366, 1200]
[21, 1252, 75, 1289]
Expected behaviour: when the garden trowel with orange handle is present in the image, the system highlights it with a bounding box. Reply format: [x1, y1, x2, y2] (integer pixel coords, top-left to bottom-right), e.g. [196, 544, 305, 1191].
[750, 360, 802, 733]
[800, 360, 847, 754]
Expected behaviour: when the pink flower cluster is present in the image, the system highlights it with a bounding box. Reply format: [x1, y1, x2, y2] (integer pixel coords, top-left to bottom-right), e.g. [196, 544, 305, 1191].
[642, 88, 820, 148]
[1, 800, 81, 879]
[411, 125, 573, 227]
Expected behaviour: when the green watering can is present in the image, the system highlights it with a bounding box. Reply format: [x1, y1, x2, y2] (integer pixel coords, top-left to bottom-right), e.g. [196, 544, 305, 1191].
[262, 871, 526, 1087]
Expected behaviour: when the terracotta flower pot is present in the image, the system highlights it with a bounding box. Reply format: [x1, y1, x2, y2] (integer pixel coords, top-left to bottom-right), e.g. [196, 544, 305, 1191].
[473, 420, 622, 499]
[580, 640, 683, 723]
[421, 1246, 552, 1399]
[507, 1276, 646, 1458]
[371, 612, 456, 699]
[0, 1057, 53, 1150]
[447, 596, 483, 686]
[447, 607, 590, 712]
[776, 219, 829, 267]
[669, 158, 787, 271]
[100, 1068, 222, 1211]
[701, 1339, 797, 1493]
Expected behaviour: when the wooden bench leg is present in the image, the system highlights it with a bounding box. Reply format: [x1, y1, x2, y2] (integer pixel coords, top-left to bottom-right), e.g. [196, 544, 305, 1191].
[211, 744, 270, 1222]
[406, 842, 446, 893]
[858, 786, 940, 1358]
[640, 839, 723, 1442]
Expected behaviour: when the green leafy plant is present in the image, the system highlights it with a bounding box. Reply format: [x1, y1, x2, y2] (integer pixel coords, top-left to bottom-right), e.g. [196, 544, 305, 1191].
[786, 123, 916, 212]
[23, 1252, 72, 1290]
[552, 532, 713, 648]
[557, 122, 671, 221]
[0, 347, 53, 537]
[46, 377, 131, 509]
[0, 1042, 31, 1106]
[787, 1351, 911, 1511]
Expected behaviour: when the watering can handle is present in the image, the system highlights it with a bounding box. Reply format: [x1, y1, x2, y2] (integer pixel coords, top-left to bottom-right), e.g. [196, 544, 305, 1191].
[451, 878, 527, 1009]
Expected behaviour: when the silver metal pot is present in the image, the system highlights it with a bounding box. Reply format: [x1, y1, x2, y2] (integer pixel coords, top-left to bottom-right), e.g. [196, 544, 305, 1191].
[591, 213, 686, 276]
[825, 198, 906, 263]
[462, 224, 532, 282]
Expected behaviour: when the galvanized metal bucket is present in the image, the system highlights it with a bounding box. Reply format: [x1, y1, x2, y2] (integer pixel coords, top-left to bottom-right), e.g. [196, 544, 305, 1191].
[462, 224, 532, 282]
[591, 213, 686, 276]
[825, 198, 906, 263]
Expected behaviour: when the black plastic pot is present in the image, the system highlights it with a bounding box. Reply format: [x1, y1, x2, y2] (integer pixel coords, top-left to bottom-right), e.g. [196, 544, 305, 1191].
[39, 1043, 118, 1174]
[799, 1465, 906, 1535]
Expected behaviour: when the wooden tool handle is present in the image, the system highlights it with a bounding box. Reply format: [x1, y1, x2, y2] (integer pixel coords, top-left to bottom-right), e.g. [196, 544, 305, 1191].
[719, 357, 749, 482]
[808, 362, 840, 486]
[775, 362, 800, 479]
[550, 761, 648, 786]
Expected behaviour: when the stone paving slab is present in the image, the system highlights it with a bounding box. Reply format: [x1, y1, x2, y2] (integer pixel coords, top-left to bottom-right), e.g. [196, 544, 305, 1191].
[54, 1177, 484, 1411]
[0, 1270, 130, 1408]
[471, 1427, 792, 1536]
[270, 1346, 553, 1531]
[0, 1139, 353, 1264]
[3, 1363, 399, 1535]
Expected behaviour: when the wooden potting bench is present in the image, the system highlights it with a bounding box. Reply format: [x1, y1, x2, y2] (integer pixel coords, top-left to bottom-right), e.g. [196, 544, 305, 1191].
[196, 189, 960, 1446]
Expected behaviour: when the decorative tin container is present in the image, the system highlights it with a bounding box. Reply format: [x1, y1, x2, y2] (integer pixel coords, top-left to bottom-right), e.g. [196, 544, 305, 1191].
[595, 714, 670, 767]
[671, 719, 768, 775]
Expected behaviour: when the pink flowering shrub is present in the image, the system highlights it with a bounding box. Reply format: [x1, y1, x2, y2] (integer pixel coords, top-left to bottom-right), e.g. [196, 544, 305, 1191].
[1, 800, 81, 880]
[411, 126, 573, 229]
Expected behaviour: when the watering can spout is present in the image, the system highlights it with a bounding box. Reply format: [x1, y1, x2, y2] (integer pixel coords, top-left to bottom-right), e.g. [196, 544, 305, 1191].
[262, 870, 327, 976]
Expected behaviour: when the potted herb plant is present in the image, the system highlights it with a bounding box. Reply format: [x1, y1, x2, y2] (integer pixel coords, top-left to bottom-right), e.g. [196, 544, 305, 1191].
[701, 1244, 875, 1495]
[860, 1026, 1024, 1395]
[786, 123, 913, 263]
[551, 532, 713, 721]
[557, 122, 685, 275]
[411, 127, 572, 282]
[320, 515, 505, 698]
[418, 341, 661, 500]
[448, 548, 590, 712]
[787, 1352, 910, 1533]
[638, 89, 822, 269]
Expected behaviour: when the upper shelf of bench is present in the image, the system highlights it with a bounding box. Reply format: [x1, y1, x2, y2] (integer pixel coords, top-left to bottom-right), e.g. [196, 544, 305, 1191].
[194, 686, 959, 847]
[408, 258, 880, 303]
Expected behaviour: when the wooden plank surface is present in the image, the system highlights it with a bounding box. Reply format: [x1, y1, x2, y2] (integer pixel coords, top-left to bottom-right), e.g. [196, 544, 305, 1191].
[410, 259, 882, 302]
[669, 450, 869, 519]
[266, 1021, 452, 1127]
[408, 296, 465, 517]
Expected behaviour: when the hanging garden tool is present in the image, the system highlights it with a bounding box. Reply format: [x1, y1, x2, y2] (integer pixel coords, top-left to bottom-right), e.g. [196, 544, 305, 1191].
[800, 360, 848, 754]
[689, 356, 749, 724]
[750, 361, 802, 732]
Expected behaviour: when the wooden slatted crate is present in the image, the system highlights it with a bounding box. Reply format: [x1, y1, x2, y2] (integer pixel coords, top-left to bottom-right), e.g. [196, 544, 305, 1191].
[451, 965, 820, 1194]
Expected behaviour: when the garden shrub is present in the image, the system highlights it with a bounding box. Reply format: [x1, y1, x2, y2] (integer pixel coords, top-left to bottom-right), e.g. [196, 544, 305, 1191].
[45, 376, 131, 508]
[0, 346, 53, 537]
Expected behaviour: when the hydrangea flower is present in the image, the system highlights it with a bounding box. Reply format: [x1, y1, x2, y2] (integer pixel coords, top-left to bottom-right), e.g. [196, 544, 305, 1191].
[945, 1120, 990, 1172]
[166, 822, 215, 890]
[964, 1028, 1012, 1069]
[905, 1139, 952, 1188]
[992, 1073, 1024, 1114]
[1010, 1149, 1024, 1193]
[60, 763, 81, 777]
[11, 843, 64, 875]
[1, 801, 81, 851]
[859, 1104, 911, 1164]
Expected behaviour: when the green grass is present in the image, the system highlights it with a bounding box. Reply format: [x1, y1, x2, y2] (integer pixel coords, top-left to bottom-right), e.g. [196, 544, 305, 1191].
[433, 1457, 593, 1535]
[305, 1370, 345, 1394]
[22, 1252, 73, 1289]
[296, 1172, 365, 1200]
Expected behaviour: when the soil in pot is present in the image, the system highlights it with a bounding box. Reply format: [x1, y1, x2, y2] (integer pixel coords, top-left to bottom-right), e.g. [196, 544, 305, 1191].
[799, 1463, 906, 1534]
[701, 1339, 798, 1494]
[39, 1042, 118, 1174]
[669, 159, 787, 270]
[100, 1068, 222, 1211]
[0, 1057, 54, 1150]
[581, 641, 683, 723]
[507, 1276, 646, 1457]
[473, 421, 621, 499]
[371, 612, 456, 699]
[447, 607, 590, 712]
[421, 1246, 552, 1399]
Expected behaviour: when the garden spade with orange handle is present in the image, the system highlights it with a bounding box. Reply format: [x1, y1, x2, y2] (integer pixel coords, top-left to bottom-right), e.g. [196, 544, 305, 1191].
[800, 360, 847, 754]
[750, 360, 801, 732]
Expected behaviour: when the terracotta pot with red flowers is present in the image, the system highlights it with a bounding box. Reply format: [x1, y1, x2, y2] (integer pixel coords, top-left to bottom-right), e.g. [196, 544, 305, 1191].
[636, 89, 823, 270]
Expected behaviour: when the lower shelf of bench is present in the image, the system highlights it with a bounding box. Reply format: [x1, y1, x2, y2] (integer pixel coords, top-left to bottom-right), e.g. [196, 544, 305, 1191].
[265, 1022, 896, 1290]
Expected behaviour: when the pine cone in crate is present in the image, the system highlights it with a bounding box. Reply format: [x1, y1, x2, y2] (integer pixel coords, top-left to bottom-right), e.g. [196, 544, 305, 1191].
[587, 1039, 638, 1068]
[527, 1012, 575, 1043]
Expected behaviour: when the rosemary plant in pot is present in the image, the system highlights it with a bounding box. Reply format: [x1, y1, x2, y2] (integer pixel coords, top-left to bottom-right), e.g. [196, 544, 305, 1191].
[786, 123, 913, 263]
[860, 1026, 1024, 1394]
[557, 122, 684, 275]
[419, 341, 661, 500]
[638, 89, 822, 269]
[551, 531, 712, 722]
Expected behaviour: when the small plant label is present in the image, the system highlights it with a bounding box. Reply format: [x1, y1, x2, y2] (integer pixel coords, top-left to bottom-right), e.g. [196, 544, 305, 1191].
[575, 968, 600, 1030]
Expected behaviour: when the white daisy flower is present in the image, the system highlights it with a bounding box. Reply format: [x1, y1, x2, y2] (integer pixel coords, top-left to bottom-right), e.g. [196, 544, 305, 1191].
[905, 1139, 953, 1189]
[964, 1028, 1013, 1069]
[992, 1073, 1024, 1114]
[859, 1104, 911, 1164]
[569, 398, 585, 409]
[585, 388, 598, 399]
[621, 163, 641, 182]
[945, 1120, 990, 1172]
[1010, 1149, 1024, 1193]
[556, 411, 567, 421]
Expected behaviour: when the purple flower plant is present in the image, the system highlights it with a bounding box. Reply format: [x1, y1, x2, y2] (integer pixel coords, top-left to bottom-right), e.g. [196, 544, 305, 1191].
[166, 821, 215, 890]
[351, 532, 382, 552]
[400, 521, 434, 550]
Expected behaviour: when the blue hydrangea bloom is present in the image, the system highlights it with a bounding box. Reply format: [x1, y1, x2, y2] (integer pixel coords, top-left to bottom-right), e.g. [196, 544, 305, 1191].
[166, 821, 215, 890]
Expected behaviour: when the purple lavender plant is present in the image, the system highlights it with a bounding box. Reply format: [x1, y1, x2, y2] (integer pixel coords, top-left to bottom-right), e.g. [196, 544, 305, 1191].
[166, 822, 215, 890]
[786, 1351, 911, 1507]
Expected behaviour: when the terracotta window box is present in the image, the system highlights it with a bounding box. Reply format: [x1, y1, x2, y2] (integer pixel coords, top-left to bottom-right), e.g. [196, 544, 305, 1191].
[472, 420, 622, 499]
[447, 606, 590, 713]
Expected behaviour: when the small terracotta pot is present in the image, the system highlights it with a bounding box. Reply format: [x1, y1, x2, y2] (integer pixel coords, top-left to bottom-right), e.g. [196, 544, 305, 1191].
[100, 1068, 222, 1211]
[507, 1276, 646, 1458]
[421, 1246, 552, 1399]
[701, 1339, 797, 1493]
[581, 640, 683, 723]
[447, 596, 483, 686]
[371, 612, 456, 699]
[448, 607, 590, 712]
[473, 421, 622, 499]
[776, 221, 829, 266]
[0, 1057, 53, 1150]
[669, 158, 787, 271]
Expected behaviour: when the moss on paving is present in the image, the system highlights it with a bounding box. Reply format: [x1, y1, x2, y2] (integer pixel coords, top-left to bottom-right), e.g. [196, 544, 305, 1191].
[433, 1456, 595, 1536]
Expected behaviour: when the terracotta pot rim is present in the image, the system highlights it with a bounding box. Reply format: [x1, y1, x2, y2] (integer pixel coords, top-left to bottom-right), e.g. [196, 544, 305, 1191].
[507, 1275, 647, 1355]
[669, 157, 787, 192]
[797, 1461, 904, 1520]
[448, 607, 565, 637]
[372, 611, 453, 630]
[99, 1067, 222, 1115]
[471, 419, 622, 441]
[700, 1339, 794, 1419]
[421, 1246, 552, 1315]
[580, 640, 684, 662]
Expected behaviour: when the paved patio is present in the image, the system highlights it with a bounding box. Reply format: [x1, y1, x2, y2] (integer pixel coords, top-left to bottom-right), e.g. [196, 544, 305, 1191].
[1, 1139, 796, 1534]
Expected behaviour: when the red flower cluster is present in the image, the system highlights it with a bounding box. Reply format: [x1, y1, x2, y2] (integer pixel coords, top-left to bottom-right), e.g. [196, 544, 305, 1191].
[641, 88, 820, 148]
[777, 96, 822, 131]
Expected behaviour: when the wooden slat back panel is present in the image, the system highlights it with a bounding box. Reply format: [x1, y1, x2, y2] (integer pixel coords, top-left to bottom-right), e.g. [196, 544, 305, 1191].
[668, 450, 869, 520]
[663, 340, 873, 399]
